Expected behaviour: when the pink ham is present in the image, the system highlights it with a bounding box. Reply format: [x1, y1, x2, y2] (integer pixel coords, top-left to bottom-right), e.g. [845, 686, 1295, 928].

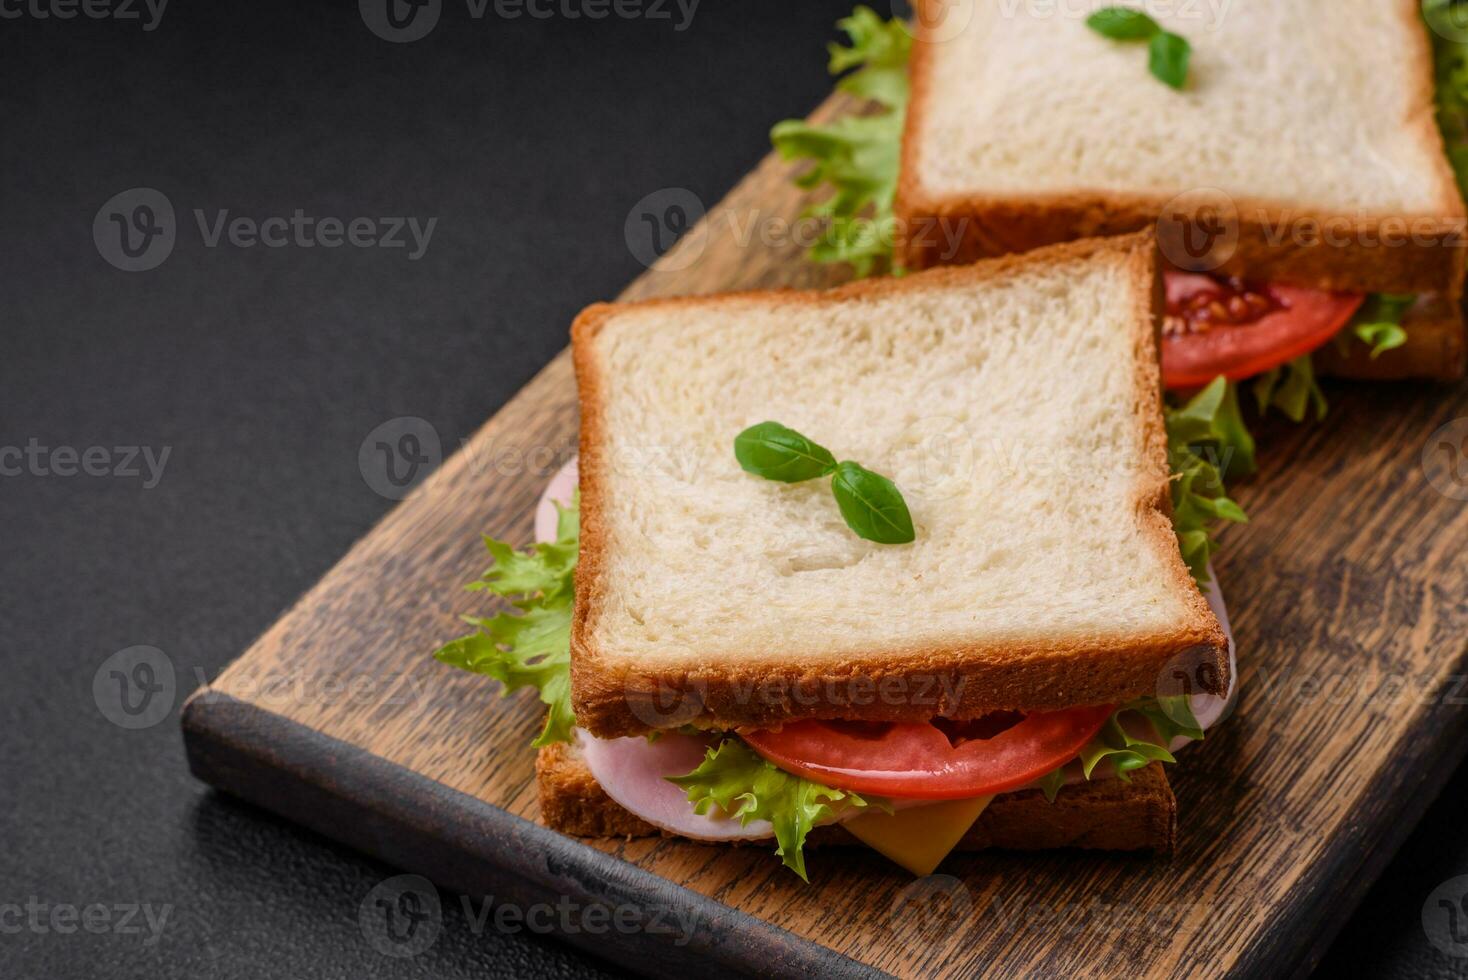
[534, 458, 579, 543]
[577, 729, 777, 841]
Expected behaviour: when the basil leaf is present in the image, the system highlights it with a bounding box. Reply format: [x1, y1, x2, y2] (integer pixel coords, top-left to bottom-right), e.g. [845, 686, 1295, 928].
[1086, 7, 1160, 40]
[830, 460, 915, 544]
[1148, 31, 1191, 90]
[734, 421, 837, 483]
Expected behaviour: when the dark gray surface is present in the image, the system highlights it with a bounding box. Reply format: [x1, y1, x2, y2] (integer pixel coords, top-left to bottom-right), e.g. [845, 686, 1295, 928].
[0, 3, 1464, 978]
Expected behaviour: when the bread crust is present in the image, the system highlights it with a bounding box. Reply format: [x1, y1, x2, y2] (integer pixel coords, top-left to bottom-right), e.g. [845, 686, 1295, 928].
[570, 233, 1229, 738]
[536, 741, 1177, 854]
[896, 0, 1468, 301]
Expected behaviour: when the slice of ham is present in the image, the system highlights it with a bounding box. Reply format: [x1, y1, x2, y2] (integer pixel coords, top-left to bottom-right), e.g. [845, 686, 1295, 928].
[540, 459, 1238, 840]
[576, 729, 780, 841]
[534, 457, 579, 543]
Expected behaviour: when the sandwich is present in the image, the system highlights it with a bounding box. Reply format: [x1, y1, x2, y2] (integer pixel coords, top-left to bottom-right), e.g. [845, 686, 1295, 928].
[435, 232, 1243, 878]
[774, 2, 1468, 408]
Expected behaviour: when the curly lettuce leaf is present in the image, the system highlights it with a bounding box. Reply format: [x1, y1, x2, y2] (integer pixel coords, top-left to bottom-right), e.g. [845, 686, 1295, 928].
[1252, 355, 1327, 423]
[434, 495, 579, 747]
[1427, 0, 1468, 199]
[1035, 766, 1068, 804]
[1076, 697, 1203, 781]
[1165, 377, 1251, 585]
[823, 4, 911, 105]
[667, 737, 873, 881]
[771, 6, 910, 277]
[1348, 293, 1415, 359]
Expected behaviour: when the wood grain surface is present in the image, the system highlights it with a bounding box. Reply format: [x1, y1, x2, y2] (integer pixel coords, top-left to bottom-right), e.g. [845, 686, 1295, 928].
[187, 91, 1468, 979]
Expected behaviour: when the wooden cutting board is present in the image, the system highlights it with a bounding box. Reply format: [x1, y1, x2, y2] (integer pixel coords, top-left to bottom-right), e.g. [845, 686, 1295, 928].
[182, 91, 1468, 980]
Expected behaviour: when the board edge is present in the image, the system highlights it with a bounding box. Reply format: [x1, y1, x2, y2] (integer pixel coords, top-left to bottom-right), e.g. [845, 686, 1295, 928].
[179, 689, 889, 980]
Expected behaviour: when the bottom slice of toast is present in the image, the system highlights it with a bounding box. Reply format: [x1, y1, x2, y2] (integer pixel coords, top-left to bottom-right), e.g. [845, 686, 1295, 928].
[536, 742, 1177, 855]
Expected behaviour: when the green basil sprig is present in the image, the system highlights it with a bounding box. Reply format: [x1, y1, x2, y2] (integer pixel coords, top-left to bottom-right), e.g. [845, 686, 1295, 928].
[734, 421, 915, 545]
[1086, 7, 1191, 90]
[733, 421, 837, 483]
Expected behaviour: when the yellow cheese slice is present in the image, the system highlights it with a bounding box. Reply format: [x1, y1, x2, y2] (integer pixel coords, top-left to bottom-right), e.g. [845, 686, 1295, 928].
[841, 796, 994, 876]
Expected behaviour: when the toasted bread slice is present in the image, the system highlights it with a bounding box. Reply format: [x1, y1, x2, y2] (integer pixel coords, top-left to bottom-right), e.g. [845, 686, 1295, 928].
[896, 0, 1467, 300]
[570, 233, 1227, 738]
[537, 741, 1177, 854]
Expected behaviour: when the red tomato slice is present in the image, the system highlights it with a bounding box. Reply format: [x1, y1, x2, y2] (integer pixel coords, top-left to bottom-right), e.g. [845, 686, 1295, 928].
[741, 706, 1114, 800]
[1161, 270, 1364, 390]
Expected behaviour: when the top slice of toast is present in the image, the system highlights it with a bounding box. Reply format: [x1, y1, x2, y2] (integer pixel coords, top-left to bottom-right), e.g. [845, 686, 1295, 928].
[897, 0, 1467, 296]
[570, 233, 1227, 738]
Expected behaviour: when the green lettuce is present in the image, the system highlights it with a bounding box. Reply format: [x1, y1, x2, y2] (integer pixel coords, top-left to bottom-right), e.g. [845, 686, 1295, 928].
[1347, 293, 1415, 359]
[1427, 0, 1468, 199]
[433, 495, 579, 747]
[1038, 697, 1204, 803]
[1165, 377, 1251, 585]
[667, 738, 875, 881]
[1079, 698, 1201, 777]
[1252, 356, 1328, 423]
[770, 6, 910, 277]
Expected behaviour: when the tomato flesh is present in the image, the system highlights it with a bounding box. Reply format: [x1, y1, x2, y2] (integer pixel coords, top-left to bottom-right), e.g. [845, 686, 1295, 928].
[1161, 270, 1364, 390]
[741, 705, 1114, 800]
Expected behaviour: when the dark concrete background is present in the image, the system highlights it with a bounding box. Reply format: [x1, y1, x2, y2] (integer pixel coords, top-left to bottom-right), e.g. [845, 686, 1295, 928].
[1, 1, 1465, 976]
